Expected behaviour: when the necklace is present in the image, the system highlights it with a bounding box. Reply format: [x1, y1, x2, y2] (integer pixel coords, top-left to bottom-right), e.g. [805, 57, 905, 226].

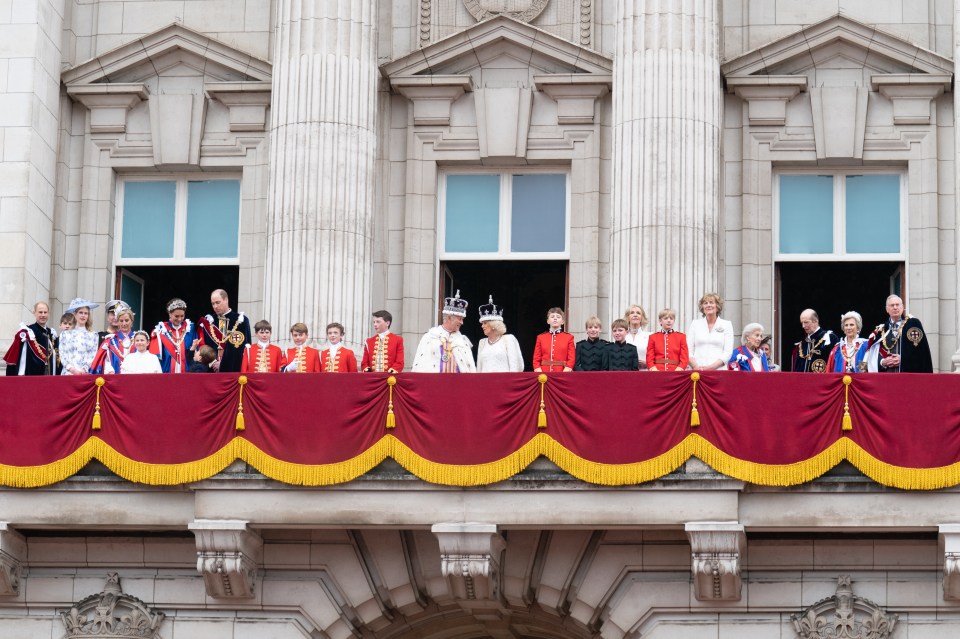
[882, 319, 904, 351]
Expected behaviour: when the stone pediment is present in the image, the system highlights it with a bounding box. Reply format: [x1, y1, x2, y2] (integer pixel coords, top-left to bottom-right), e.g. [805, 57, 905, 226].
[721, 14, 953, 79]
[381, 15, 611, 78]
[62, 23, 271, 86]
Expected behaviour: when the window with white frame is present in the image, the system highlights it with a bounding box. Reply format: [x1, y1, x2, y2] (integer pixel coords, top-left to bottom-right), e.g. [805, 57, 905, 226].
[116, 176, 241, 264]
[439, 171, 569, 258]
[776, 171, 904, 259]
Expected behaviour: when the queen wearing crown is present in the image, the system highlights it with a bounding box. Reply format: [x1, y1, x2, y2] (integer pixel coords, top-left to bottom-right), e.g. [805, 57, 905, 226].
[476, 296, 524, 373]
[411, 291, 476, 373]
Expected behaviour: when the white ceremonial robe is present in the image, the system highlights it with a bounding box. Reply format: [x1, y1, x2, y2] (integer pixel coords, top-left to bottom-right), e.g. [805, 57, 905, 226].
[411, 326, 476, 373]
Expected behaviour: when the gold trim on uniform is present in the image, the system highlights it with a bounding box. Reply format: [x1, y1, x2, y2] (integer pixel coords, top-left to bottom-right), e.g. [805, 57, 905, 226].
[907, 326, 923, 347]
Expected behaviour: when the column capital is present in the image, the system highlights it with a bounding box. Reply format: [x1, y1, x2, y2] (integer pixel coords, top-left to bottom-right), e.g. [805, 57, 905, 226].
[684, 522, 745, 601]
[188, 519, 262, 599]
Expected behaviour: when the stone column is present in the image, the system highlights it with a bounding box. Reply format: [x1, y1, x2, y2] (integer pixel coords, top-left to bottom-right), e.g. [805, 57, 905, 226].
[263, 0, 378, 350]
[953, 5, 960, 372]
[0, 0, 65, 340]
[610, 0, 721, 327]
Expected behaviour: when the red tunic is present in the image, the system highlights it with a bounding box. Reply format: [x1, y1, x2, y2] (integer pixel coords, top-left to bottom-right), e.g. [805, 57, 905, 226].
[320, 346, 358, 373]
[284, 346, 321, 373]
[533, 331, 575, 372]
[361, 332, 404, 373]
[645, 331, 689, 371]
[241, 343, 286, 373]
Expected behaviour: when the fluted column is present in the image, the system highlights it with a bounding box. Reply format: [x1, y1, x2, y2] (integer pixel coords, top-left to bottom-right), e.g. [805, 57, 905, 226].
[610, 0, 721, 326]
[264, 0, 378, 349]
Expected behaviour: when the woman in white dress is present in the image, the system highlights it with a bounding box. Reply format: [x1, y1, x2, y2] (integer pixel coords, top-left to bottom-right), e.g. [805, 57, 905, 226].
[59, 297, 101, 375]
[476, 296, 523, 372]
[622, 304, 650, 369]
[687, 293, 734, 371]
[120, 331, 162, 374]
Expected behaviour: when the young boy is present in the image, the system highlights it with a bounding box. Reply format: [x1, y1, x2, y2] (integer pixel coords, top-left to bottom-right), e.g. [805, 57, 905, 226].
[284, 323, 321, 373]
[533, 307, 575, 372]
[646, 308, 689, 371]
[189, 345, 217, 373]
[321, 322, 358, 372]
[361, 310, 404, 373]
[605, 318, 640, 371]
[241, 320, 286, 373]
[54, 312, 76, 375]
[574, 316, 608, 371]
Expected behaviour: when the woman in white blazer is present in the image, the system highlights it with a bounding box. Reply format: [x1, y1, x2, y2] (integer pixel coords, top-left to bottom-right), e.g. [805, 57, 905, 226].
[687, 293, 734, 370]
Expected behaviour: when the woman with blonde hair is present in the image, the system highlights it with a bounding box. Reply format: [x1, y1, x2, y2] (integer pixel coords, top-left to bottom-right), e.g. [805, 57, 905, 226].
[59, 297, 100, 375]
[477, 296, 523, 372]
[623, 304, 650, 368]
[687, 293, 733, 371]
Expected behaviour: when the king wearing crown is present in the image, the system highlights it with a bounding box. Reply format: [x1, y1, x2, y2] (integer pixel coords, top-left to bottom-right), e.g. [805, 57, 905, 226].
[411, 290, 476, 373]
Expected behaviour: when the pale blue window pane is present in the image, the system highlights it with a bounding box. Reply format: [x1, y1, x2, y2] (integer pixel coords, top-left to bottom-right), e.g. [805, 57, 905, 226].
[511, 174, 566, 252]
[121, 181, 175, 258]
[186, 180, 240, 258]
[445, 175, 499, 252]
[779, 175, 833, 254]
[846, 174, 900, 254]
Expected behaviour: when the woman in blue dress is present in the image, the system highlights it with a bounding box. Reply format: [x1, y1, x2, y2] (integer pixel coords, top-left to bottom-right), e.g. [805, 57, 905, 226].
[827, 311, 869, 373]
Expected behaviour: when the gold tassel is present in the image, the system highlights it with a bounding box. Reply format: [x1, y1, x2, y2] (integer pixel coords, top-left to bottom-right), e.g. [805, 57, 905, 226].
[236, 375, 247, 431]
[92, 377, 105, 430]
[386, 376, 397, 429]
[841, 374, 853, 431]
[689, 372, 700, 427]
[537, 374, 548, 429]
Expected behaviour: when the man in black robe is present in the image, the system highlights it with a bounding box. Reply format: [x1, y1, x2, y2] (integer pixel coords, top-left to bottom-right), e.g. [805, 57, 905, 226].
[3, 301, 56, 376]
[791, 308, 837, 373]
[866, 295, 933, 373]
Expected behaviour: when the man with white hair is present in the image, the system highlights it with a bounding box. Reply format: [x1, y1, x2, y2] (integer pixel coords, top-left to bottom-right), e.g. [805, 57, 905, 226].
[411, 291, 476, 373]
[866, 295, 933, 373]
[791, 308, 837, 373]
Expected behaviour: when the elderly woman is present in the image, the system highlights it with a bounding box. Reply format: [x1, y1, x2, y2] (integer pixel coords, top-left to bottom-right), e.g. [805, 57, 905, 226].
[727, 323, 770, 372]
[687, 293, 734, 371]
[827, 311, 869, 373]
[622, 304, 650, 369]
[59, 297, 101, 375]
[476, 296, 523, 372]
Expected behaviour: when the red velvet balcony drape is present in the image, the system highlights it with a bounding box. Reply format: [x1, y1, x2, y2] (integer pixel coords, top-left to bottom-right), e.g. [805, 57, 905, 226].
[1, 371, 957, 489]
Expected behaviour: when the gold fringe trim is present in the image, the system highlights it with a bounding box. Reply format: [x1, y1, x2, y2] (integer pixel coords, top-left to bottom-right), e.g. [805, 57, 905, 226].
[3, 434, 960, 490]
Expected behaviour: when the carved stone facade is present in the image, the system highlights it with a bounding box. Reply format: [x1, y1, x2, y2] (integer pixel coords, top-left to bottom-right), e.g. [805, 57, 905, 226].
[61, 573, 165, 639]
[792, 575, 898, 639]
[188, 519, 262, 599]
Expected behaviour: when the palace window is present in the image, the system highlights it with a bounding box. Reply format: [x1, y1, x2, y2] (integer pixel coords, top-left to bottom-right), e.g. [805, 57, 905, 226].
[776, 171, 904, 259]
[439, 171, 569, 258]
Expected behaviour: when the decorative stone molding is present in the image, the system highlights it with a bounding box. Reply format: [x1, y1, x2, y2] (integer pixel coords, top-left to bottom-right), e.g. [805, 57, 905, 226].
[811, 86, 869, 159]
[419, 0, 432, 47]
[579, 0, 592, 47]
[939, 524, 960, 599]
[61, 573, 165, 638]
[205, 82, 272, 132]
[535, 74, 611, 125]
[684, 522, 744, 601]
[871, 74, 951, 125]
[791, 575, 897, 639]
[65, 84, 149, 134]
[432, 523, 506, 602]
[463, 0, 550, 23]
[725, 76, 807, 126]
[188, 519, 262, 599]
[391, 76, 473, 126]
[0, 522, 25, 596]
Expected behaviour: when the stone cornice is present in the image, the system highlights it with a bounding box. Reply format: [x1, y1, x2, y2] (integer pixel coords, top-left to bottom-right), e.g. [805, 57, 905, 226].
[725, 76, 807, 126]
[65, 83, 149, 133]
[204, 81, 272, 132]
[534, 74, 612, 125]
[390, 75, 473, 126]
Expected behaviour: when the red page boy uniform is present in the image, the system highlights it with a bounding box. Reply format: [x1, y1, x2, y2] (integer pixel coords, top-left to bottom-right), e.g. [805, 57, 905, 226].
[321, 345, 357, 372]
[284, 344, 321, 373]
[646, 330, 689, 371]
[361, 311, 403, 373]
[241, 342, 286, 373]
[533, 308, 575, 372]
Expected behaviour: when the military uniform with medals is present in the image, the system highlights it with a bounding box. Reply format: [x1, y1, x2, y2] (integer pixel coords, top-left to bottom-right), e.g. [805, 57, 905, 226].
[866, 315, 933, 373]
[198, 310, 252, 373]
[791, 327, 837, 373]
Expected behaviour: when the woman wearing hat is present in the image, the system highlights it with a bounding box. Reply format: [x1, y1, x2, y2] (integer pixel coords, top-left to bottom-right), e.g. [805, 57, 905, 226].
[59, 298, 101, 375]
[477, 296, 524, 373]
[92, 304, 138, 374]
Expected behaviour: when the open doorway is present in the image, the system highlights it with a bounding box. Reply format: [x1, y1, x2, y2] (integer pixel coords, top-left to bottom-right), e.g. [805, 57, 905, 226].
[776, 262, 903, 370]
[440, 260, 568, 371]
[114, 266, 239, 331]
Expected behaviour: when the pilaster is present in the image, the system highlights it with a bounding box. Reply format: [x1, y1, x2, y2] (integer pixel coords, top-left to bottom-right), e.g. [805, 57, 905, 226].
[263, 0, 378, 352]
